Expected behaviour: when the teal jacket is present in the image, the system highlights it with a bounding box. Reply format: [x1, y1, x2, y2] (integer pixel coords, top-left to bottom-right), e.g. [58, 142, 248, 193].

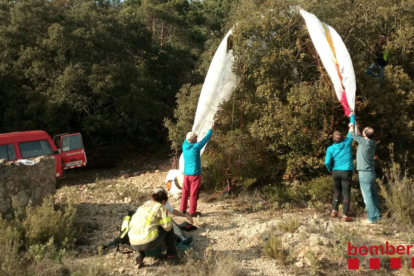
[182, 129, 213, 175]
[324, 115, 355, 172]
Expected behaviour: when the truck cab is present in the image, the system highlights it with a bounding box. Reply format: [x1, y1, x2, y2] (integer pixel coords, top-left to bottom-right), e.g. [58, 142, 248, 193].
[0, 131, 87, 178]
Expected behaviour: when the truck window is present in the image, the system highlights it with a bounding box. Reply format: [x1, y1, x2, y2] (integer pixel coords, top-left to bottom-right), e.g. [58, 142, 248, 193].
[62, 134, 83, 152]
[19, 140, 53, 158]
[0, 144, 16, 161]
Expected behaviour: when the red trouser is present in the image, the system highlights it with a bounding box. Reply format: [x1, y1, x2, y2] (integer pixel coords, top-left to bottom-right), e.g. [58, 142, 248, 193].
[180, 174, 201, 214]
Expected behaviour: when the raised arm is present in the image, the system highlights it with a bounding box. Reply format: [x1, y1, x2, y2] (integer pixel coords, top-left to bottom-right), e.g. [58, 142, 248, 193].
[347, 114, 356, 138]
[349, 123, 369, 145]
[195, 129, 213, 150]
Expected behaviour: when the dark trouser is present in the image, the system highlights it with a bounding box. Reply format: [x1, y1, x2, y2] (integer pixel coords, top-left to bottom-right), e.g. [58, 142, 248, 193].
[332, 170, 352, 216]
[104, 237, 133, 250]
[131, 226, 177, 260]
[105, 220, 183, 251]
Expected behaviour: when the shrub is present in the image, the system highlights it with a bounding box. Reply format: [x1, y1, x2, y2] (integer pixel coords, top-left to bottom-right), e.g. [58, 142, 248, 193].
[263, 236, 286, 264]
[0, 196, 82, 276]
[22, 196, 77, 248]
[263, 183, 291, 206]
[308, 176, 333, 204]
[28, 238, 66, 264]
[278, 216, 300, 233]
[0, 217, 24, 275]
[379, 147, 414, 226]
[176, 247, 243, 276]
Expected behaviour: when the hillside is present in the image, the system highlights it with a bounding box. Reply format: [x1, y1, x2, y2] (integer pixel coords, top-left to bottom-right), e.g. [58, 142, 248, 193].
[53, 162, 413, 276]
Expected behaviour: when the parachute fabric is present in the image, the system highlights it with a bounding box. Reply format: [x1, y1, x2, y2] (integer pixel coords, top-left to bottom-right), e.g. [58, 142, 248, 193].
[299, 9, 356, 116]
[179, 30, 236, 172]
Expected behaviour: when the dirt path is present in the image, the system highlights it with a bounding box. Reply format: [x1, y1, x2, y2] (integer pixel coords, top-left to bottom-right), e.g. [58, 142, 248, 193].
[56, 162, 411, 276]
[56, 162, 296, 275]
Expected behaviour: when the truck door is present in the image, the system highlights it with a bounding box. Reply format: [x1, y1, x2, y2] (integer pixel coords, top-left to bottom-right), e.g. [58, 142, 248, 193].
[58, 133, 87, 169]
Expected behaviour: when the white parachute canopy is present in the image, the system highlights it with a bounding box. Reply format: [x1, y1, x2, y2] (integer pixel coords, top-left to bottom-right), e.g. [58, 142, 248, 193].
[179, 30, 237, 173]
[299, 9, 356, 116]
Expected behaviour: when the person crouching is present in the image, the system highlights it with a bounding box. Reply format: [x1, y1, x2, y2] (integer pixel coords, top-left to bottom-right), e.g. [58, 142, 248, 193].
[128, 189, 177, 268]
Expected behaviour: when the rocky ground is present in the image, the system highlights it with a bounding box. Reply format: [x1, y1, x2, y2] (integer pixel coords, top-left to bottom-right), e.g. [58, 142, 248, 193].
[55, 160, 414, 276]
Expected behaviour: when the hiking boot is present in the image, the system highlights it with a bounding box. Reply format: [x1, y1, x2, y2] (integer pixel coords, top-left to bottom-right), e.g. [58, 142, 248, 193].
[136, 256, 144, 269]
[331, 210, 338, 218]
[190, 212, 202, 217]
[343, 216, 353, 222]
[177, 236, 193, 246]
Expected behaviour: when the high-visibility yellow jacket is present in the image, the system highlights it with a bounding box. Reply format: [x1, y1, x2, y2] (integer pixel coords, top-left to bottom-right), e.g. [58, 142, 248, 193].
[128, 200, 172, 245]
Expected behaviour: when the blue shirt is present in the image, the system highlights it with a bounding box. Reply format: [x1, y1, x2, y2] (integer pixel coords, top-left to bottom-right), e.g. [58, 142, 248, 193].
[324, 115, 355, 172]
[182, 129, 213, 175]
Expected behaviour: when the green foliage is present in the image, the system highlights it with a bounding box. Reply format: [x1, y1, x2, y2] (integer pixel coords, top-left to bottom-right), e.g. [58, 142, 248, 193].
[308, 176, 333, 204]
[167, 0, 414, 194]
[263, 236, 286, 264]
[22, 196, 77, 248]
[165, 83, 202, 152]
[278, 216, 300, 233]
[379, 145, 414, 226]
[0, 0, 214, 166]
[0, 217, 23, 275]
[0, 196, 97, 276]
[28, 238, 66, 264]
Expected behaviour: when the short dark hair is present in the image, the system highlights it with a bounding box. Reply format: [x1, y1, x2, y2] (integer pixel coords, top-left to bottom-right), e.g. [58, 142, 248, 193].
[333, 130, 344, 143]
[152, 188, 168, 203]
[364, 127, 374, 139]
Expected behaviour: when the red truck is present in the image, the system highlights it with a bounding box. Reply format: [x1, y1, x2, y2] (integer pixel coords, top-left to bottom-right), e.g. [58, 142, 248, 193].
[0, 131, 87, 178]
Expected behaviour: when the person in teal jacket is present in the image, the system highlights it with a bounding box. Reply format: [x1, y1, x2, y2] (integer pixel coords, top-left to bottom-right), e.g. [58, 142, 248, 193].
[324, 114, 355, 221]
[180, 128, 213, 217]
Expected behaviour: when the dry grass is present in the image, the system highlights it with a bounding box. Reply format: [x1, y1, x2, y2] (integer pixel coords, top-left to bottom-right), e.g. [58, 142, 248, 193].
[278, 216, 299, 233]
[164, 247, 244, 276]
[0, 196, 113, 276]
[262, 236, 286, 264]
[379, 153, 414, 227]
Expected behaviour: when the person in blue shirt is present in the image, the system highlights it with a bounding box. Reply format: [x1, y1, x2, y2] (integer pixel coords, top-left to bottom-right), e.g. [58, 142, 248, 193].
[324, 114, 355, 221]
[180, 128, 213, 217]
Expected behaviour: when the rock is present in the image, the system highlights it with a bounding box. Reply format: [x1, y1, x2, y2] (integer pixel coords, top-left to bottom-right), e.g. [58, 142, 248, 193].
[133, 172, 140, 176]
[155, 170, 159, 173]
[323, 220, 334, 232]
[118, 267, 125, 274]
[121, 174, 130, 179]
[1, 157, 56, 213]
[295, 261, 304, 268]
[298, 225, 307, 232]
[0, 202, 7, 213]
[16, 190, 29, 206]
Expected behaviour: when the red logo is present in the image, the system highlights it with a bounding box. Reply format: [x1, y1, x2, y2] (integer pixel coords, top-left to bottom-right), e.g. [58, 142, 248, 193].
[348, 242, 413, 269]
